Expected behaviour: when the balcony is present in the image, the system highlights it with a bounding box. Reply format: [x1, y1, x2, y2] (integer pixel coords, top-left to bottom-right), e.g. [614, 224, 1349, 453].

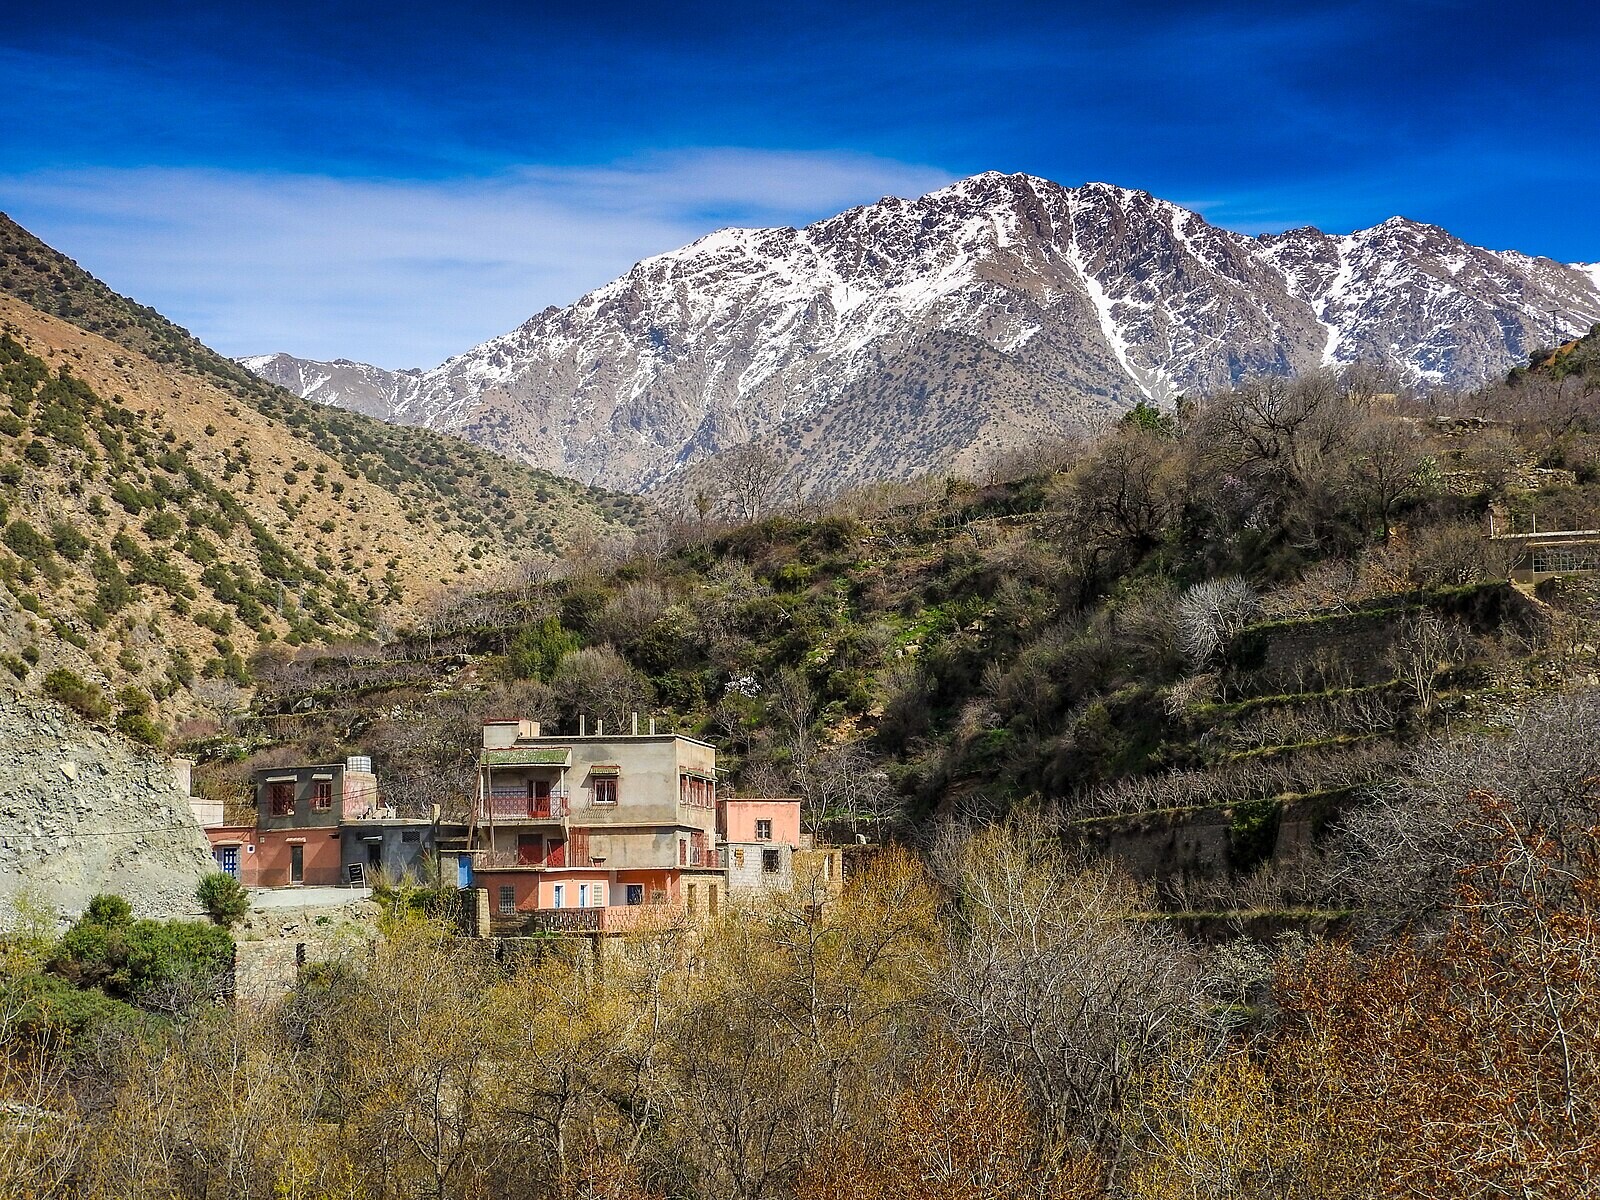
[479, 788, 569, 822]
[525, 904, 687, 935]
[689, 846, 721, 869]
[474, 845, 594, 869]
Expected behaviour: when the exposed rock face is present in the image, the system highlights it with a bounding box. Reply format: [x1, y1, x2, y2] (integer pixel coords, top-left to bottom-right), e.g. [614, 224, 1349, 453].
[0, 687, 214, 920]
[236, 353, 426, 422]
[245, 173, 1600, 494]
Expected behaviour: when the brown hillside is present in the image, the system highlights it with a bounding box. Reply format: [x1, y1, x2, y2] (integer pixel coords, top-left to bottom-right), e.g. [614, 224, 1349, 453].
[0, 293, 626, 739]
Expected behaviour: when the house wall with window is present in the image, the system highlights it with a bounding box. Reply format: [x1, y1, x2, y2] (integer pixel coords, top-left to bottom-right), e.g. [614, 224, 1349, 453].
[476, 727, 720, 874]
[254, 764, 348, 831]
[204, 825, 258, 884]
[724, 839, 794, 894]
[204, 823, 345, 887]
[339, 820, 455, 886]
[475, 866, 620, 916]
[253, 827, 344, 887]
[719, 799, 801, 847]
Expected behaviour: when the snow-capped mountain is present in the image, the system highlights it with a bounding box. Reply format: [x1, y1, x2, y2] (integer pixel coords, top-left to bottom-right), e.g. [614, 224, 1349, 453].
[243, 172, 1600, 494]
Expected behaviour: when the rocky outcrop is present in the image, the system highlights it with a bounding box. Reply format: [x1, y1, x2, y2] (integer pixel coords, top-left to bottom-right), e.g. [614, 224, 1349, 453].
[0, 687, 214, 920]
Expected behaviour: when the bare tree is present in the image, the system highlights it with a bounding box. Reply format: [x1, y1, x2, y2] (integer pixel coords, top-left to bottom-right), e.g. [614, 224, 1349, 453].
[1389, 611, 1460, 718]
[1340, 413, 1429, 541]
[930, 820, 1201, 1152]
[1176, 578, 1260, 668]
[708, 441, 796, 524]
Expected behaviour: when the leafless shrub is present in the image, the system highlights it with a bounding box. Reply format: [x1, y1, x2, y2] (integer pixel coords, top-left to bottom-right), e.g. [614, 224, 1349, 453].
[551, 644, 655, 730]
[975, 434, 1085, 485]
[1074, 742, 1404, 820]
[1319, 689, 1600, 937]
[1260, 559, 1362, 619]
[1176, 578, 1260, 667]
[592, 580, 672, 647]
[1403, 520, 1522, 587]
[1162, 672, 1217, 718]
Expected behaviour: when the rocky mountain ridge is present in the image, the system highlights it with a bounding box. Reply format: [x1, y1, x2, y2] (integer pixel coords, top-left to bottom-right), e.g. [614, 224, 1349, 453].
[245, 172, 1600, 494]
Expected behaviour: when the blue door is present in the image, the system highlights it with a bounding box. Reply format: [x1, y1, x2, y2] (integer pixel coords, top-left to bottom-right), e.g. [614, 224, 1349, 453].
[216, 846, 240, 879]
[456, 854, 472, 888]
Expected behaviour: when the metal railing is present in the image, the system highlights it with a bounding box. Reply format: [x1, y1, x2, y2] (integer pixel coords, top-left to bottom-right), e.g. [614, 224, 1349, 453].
[525, 904, 687, 934]
[474, 848, 593, 869]
[480, 790, 569, 821]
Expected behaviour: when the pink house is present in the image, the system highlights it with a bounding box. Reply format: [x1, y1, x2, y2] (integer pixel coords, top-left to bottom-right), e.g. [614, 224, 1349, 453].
[718, 797, 803, 895]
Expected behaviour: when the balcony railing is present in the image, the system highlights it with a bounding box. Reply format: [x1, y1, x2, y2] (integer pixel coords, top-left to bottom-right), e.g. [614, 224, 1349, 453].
[689, 847, 721, 869]
[480, 789, 569, 821]
[474, 848, 593, 869]
[525, 904, 688, 935]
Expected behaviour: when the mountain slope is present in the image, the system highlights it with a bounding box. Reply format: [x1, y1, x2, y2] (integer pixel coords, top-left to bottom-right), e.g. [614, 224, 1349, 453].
[0, 213, 644, 560]
[245, 173, 1600, 494]
[0, 218, 643, 733]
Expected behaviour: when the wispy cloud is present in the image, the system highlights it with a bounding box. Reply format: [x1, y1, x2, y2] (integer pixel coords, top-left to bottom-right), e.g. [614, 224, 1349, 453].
[0, 150, 952, 368]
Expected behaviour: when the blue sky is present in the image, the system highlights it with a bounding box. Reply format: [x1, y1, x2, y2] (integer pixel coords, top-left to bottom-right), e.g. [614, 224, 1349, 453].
[2, 0, 1596, 367]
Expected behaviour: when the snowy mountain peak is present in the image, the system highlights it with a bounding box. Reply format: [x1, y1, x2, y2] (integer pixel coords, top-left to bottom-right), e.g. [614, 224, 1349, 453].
[244, 172, 1600, 495]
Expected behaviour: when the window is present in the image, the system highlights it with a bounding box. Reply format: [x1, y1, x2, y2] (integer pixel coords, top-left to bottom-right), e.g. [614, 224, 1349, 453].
[762, 848, 780, 874]
[733, 848, 745, 869]
[499, 885, 516, 915]
[578, 884, 589, 908]
[591, 884, 604, 907]
[755, 819, 772, 841]
[402, 830, 420, 844]
[679, 839, 687, 866]
[688, 883, 698, 909]
[311, 780, 333, 811]
[553, 883, 566, 909]
[680, 774, 713, 807]
[626, 884, 644, 906]
[594, 777, 618, 805]
[268, 782, 294, 816]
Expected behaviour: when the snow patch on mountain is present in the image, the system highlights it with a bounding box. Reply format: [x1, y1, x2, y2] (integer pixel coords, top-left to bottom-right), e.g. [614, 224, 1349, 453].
[243, 173, 1600, 494]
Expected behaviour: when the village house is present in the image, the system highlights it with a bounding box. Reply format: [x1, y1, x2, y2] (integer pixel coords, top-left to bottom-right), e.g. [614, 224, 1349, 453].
[200, 756, 457, 888]
[462, 718, 850, 940]
[468, 718, 729, 932]
[719, 797, 803, 894]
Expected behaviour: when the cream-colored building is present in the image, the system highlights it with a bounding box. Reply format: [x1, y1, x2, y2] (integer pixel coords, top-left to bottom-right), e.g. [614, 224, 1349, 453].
[472, 718, 724, 930]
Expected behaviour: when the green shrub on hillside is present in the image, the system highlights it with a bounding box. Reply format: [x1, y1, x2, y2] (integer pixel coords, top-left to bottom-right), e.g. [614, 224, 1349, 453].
[42, 667, 110, 721]
[195, 873, 250, 928]
[52, 895, 233, 1005]
[506, 615, 579, 681]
